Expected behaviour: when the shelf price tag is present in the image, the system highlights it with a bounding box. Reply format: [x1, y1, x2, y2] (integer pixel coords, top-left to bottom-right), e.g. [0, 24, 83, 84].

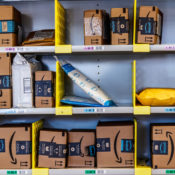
[166, 170, 175, 174]
[85, 170, 96, 174]
[7, 171, 17, 175]
[84, 108, 105, 113]
[83, 46, 104, 51]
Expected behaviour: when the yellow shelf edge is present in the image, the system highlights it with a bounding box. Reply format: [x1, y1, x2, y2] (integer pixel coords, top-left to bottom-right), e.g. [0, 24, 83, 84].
[134, 106, 151, 115]
[56, 106, 73, 115]
[133, 44, 150, 52]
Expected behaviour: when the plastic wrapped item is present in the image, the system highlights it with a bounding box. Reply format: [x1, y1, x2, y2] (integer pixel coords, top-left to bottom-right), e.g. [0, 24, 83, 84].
[59, 60, 115, 106]
[61, 96, 105, 107]
[22, 29, 55, 46]
[12, 53, 41, 108]
[136, 88, 175, 106]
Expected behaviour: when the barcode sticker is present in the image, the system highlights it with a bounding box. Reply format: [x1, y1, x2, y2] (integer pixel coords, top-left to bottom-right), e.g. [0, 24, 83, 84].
[85, 170, 96, 174]
[84, 108, 105, 113]
[165, 108, 175, 112]
[97, 170, 105, 174]
[166, 170, 175, 174]
[23, 78, 31, 93]
[94, 46, 104, 51]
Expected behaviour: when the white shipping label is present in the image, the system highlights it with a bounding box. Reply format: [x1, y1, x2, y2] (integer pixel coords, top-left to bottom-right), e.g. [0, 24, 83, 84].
[84, 17, 102, 36]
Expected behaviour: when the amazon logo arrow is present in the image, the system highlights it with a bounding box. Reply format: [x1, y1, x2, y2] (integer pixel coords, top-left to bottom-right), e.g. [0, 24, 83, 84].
[9, 131, 17, 165]
[166, 131, 174, 165]
[114, 131, 122, 164]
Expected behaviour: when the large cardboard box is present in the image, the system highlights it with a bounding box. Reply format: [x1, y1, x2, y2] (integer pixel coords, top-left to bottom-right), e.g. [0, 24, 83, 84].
[0, 125, 32, 169]
[38, 130, 67, 169]
[137, 6, 163, 44]
[111, 8, 129, 45]
[152, 124, 175, 169]
[35, 71, 55, 108]
[68, 131, 95, 168]
[96, 122, 134, 168]
[84, 10, 110, 45]
[0, 53, 12, 108]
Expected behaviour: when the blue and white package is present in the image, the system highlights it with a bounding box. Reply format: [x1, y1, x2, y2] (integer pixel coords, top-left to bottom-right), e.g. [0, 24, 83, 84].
[61, 96, 104, 107]
[59, 60, 115, 106]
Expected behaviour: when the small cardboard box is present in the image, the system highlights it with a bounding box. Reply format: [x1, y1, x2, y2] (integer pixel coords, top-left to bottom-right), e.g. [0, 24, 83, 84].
[0, 6, 21, 24]
[152, 124, 175, 169]
[0, 53, 12, 108]
[0, 33, 17, 46]
[111, 8, 129, 45]
[38, 130, 67, 169]
[68, 131, 95, 168]
[96, 122, 134, 168]
[0, 125, 32, 169]
[84, 10, 110, 45]
[35, 71, 55, 108]
[137, 6, 163, 44]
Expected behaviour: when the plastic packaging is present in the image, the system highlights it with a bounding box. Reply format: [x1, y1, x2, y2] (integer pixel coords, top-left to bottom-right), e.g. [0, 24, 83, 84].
[59, 60, 115, 106]
[61, 96, 104, 107]
[12, 53, 41, 108]
[136, 88, 175, 106]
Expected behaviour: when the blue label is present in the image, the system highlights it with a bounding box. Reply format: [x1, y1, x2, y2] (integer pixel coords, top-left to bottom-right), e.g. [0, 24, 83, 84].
[165, 108, 175, 112]
[68, 142, 81, 156]
[49, 144, 67, 158]
[96, 138, 111, 152]
[0, 139, 5, 152]
[0, 21, 16, 33]
[88, 145, 96, 157]
[121, 139, 134, 153]
[16, 141, 32, 155]
[0, 75, 11, 89]
[153, 141, 168, 155]
[39, 142, 66, 158]
[62, 63, 75, 74]
[139, 17, 155, 35]
[111, 17, 129, 34]
[35, 80, 53, 97]
[39, 141, 52, 156]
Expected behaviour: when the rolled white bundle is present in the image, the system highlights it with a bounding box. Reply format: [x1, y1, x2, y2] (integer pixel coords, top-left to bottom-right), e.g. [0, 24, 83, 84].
[59, 60, 115, 106]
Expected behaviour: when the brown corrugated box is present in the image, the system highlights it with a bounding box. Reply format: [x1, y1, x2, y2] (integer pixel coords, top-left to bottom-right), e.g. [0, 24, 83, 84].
[96, 122, 134, 168]
[68, 131, 95, 168]
[137, 6, 163, 44]
[0, 53, 12, 108]
[111, 8, 129, 45]
[38, 130, 67, 169]
[0, 125, 32, 169]
[35, 71, 55, 108]
[152, 124, 175, 169]
[0, 6, 21, 46]
[0, 6, 21, 24]
[84, 10, 110, 45]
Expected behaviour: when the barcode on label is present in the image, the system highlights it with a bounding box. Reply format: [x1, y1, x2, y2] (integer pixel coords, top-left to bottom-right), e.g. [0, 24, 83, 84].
[18, 170, 27, 174]
[23, 78, 31, 93]
[97, 170, 105, 174]
[165, 108, 175, 112]
[95, 46, 104, 51]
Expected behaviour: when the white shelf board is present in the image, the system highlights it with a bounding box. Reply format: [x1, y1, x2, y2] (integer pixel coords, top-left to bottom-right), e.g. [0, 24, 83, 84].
[0, 169, 32, 175]
[152, 169, 171, 175]
[0, 46, 55, 53]
[151, 44, 175, 52]
[49, 168, 134, 175]
[72, 45, 133, 53]
[151, 107, 175, 114]
[0, 108, 55, 115]
[73, 107, 133, 114]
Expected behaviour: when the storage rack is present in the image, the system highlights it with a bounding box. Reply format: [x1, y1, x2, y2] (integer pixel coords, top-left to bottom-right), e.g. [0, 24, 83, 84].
[1, 0, 175, 175]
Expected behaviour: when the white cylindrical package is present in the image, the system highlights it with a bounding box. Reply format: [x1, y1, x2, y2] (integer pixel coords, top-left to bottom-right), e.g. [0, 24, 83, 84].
[59, 60, 115, 106]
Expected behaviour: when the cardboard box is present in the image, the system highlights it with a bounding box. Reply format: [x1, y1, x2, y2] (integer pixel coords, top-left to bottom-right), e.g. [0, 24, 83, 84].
[0, 53, 12, 108]
[0, 33, 17, 46]
[0, 125, 32, 169]
[84, 10, 110, 45]
[111, 8, 129, 45]
[96, 122, 134, 168]
[152, 124, 175, 169]
[38, 130, 67, 169]
[12, 53, 41, 108]
[0, 6, 21, 25]
[68, 131, 95, 168]
[137, 6, 163, 44]
[35, 71, 55, 108]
